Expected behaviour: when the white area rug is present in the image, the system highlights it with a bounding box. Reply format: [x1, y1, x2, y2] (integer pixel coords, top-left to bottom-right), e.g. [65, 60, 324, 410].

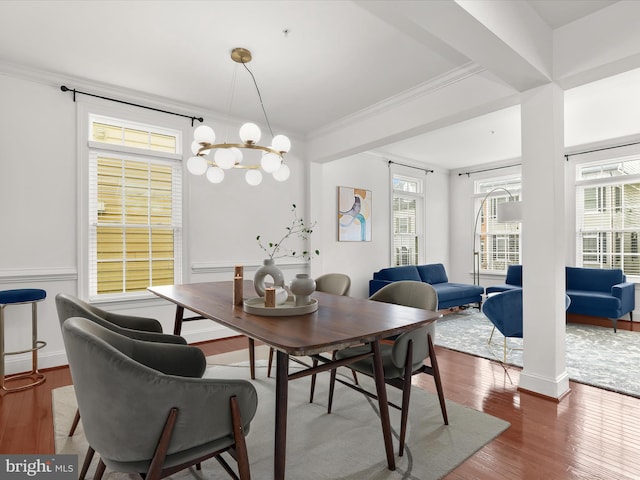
[53, 351, 509, 480]
[435, 309, 640, 398]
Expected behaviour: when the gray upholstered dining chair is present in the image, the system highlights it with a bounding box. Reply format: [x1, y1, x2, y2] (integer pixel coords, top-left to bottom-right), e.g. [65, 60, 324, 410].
[266, 273, 352, 379]
[326, 280, 448, 456]
[314, 273, 351, 296]
[62, 317, 258, 480]
[55, 293, 186, 437]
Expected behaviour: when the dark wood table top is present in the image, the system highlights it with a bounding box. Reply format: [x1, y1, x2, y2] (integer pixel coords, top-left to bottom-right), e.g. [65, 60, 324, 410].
[148, 280, 441, 356]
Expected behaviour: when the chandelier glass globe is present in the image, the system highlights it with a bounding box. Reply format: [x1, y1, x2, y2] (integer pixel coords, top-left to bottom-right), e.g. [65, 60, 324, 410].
[245, 169, 262, 186]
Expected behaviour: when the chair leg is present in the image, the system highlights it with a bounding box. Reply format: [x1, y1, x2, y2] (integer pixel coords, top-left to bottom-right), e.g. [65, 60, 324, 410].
[230, 395, 251, 480]
[267, 347, 274, 378]
[79, 446, 95, 480]
[69, 409, 81, 436]
[399, 341, 414, 457]
[94, 459, 107, 480]
[146, 407, 179, 480]
[503, 337, 508, 363]
[428, 335, 448, 425]
[488, 326, 496, 345]
[309, 357, 318, 403]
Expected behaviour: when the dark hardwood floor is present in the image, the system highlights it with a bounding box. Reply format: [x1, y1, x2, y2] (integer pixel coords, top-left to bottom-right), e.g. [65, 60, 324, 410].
[1, 335, 639, 479]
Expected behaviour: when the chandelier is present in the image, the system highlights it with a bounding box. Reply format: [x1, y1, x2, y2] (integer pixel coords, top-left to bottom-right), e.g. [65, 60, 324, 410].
[187, 48, 291, 186]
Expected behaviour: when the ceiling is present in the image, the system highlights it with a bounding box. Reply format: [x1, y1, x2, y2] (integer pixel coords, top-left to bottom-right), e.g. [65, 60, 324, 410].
[0, 0, 623, 170]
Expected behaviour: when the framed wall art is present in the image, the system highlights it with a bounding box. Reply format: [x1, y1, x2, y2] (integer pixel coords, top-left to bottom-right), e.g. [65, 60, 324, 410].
[338, 186, 372, 241]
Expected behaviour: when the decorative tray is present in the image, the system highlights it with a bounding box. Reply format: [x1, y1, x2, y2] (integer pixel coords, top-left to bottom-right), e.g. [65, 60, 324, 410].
[243, 297, 318, 316]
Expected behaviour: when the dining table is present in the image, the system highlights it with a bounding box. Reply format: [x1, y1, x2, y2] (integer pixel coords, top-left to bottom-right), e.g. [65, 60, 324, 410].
[148, 280, 441, 480]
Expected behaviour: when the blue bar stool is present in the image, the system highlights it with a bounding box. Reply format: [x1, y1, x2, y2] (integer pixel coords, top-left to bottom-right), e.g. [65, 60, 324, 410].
[0, 289, 47, 392]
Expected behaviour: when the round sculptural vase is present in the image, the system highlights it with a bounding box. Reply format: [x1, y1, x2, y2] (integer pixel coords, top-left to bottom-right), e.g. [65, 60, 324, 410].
[254, 259, 285, 297]
[290, 273, 316, 306]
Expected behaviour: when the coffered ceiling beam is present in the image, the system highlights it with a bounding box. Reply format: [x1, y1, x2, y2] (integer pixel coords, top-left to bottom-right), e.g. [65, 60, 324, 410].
[358, 0, 553, 92]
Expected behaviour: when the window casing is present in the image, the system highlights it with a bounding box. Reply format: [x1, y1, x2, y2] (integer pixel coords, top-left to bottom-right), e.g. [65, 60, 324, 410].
[86, 114, 183, 301]
[474, 176, 521, 273]
[392, 174, 424, 266]
[576, 156, 640, 276]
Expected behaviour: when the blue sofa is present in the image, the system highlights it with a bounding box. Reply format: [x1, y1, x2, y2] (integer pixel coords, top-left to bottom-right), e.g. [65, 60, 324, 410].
[369, 263, 484, 310]
[485, 265, 635, 332]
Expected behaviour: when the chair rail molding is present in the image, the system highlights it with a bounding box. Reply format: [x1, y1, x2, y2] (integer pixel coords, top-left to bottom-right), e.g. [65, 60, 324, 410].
[0, 267, 77, 284]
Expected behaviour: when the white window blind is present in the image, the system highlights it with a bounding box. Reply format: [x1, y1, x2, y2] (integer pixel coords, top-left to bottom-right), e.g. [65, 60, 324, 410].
[576, 155, 640, 276]
[87, 115, 182, 300]
[392, 174, 423, 266]
[474, 176, 521, 273]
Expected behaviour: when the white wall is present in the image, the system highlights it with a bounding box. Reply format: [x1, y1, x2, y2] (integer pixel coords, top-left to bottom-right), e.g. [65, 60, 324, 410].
[448, 161, 523, 287]
[314, 153, 449, 298]
[0, 68, 310, 374]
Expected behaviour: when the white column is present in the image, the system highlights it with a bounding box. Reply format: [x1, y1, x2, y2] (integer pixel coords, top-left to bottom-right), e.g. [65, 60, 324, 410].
[519, 83, 570, 399]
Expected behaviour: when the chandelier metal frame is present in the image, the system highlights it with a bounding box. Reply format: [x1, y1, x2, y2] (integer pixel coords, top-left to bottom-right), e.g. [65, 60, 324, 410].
[187, 47, 291, 185]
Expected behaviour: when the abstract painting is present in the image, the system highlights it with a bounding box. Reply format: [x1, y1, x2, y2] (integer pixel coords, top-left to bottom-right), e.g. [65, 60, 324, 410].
[338, 186, 372, 241]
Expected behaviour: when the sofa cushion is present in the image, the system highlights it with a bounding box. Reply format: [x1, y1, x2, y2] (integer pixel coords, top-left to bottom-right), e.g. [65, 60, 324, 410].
[432, 283, 483, 304]
[566, 290, 621, 318]
[373, 265, 421, 282]
[566, 266, 624, 292]
[416, 264, 448, 284]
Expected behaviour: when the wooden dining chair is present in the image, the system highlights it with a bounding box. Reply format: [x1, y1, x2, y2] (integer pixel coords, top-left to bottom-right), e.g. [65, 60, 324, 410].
[326, 281, 448, 456]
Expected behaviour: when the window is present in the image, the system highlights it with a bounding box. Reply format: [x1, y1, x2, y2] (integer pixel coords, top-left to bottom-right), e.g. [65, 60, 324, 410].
[392, 174, 423, 266]
[474, 176, 521, 273]
[576, 156, 640, 276]
[86, 115, 182, 300]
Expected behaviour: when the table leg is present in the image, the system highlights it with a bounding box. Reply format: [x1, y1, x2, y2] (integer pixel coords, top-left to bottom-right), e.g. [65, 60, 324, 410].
[371, 339, 396, 471]
[247, 337, 255, 380]
[173, 306, 184, 335]
[274, 350, 289, 480]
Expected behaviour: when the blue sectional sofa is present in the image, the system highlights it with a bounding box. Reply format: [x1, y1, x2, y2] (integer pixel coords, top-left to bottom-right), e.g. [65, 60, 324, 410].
[485, 265, 635, 332]
[369, 263, 484, 310]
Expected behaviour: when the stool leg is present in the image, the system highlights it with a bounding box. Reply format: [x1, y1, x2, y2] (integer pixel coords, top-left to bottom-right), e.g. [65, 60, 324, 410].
[1, 305, 6, 391]
[31, 302, 39, 375]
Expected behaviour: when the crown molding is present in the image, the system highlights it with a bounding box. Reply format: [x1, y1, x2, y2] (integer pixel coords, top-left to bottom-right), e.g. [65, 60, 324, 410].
[308, 62, 486, 140]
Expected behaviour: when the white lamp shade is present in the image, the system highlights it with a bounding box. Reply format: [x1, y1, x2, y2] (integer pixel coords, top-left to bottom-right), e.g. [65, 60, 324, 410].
[261, 152, 281, 173]
[245, 169, 262, 186]
[193, 125, 215, 144]
[187, 156, 208, 175]
[191, 140, 210, 156]
[272, 134, 291, 153]
[239, 123, 261, 144]
[273, 163, 290, 182]
[230, 147, 243, 164]
[206, 166, 225, 183]
[214, 149, 236, 170]
[497, 201, 522, 222]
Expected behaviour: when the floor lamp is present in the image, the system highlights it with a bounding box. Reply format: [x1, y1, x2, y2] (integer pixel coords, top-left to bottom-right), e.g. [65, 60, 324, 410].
[473, 187, 522, 285]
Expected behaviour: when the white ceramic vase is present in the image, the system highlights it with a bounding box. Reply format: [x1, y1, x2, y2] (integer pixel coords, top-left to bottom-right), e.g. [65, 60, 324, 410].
[254, 259, 285, 297]
[290, 273, 316, 306]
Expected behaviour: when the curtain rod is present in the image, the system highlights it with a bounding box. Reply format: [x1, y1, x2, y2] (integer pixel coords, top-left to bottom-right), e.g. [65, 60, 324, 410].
[387, 160, 434, 174]
[61, 86, 204, 126]
[564, 140, 640, 161]
[458, 163, 521, 177]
